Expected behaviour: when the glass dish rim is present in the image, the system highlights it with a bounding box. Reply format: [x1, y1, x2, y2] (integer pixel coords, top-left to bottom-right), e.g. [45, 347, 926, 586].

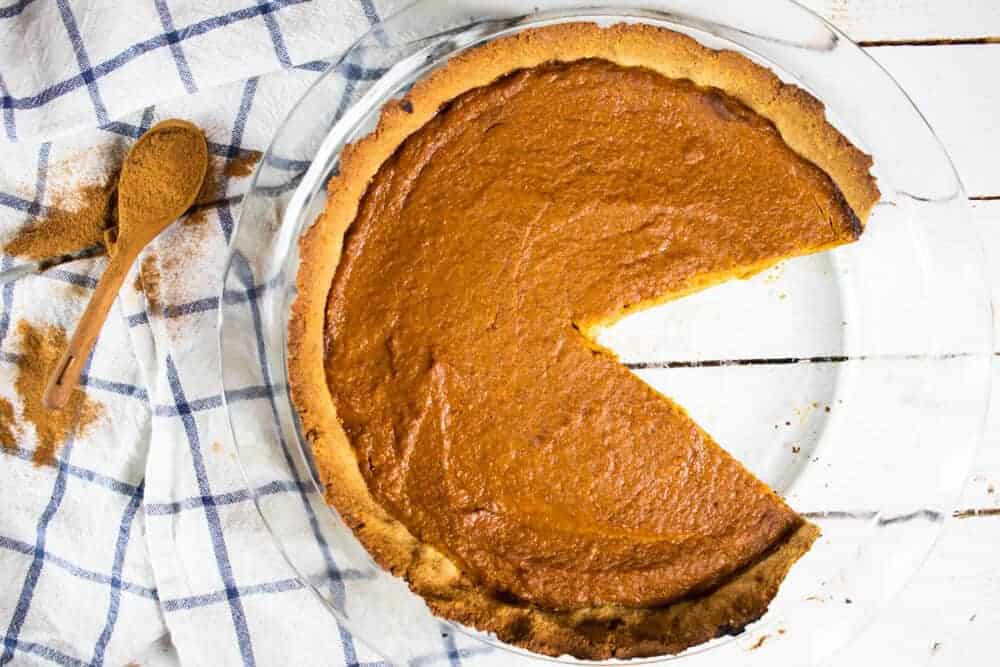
[218, 2, 994, 664]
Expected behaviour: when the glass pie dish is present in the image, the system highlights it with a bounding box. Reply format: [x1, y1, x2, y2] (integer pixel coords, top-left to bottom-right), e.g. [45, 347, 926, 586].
[218, 1, 993, 664]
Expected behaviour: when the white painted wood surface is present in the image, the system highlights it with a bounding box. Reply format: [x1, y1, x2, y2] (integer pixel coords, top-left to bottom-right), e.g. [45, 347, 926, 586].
[848, 203, 1000, 666]
[802, 0, 1000, 42]
[800, 3, 1000, 663]
[865, 45, 1000, 197]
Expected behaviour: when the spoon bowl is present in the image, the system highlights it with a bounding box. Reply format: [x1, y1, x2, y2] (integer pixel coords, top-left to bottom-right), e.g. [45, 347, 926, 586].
[116, 118, 209, 247]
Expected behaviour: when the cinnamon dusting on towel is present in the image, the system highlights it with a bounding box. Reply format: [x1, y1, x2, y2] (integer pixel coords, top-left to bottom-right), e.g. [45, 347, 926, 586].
[184, 150, 259, 227]
[14, 320, 102, 464]
[136, 254, 164, 315]
[183, 164, 219, 228]
[4, 177, 118, 259]
[224, 150, 262, 178]
[0, 397, 18, 450]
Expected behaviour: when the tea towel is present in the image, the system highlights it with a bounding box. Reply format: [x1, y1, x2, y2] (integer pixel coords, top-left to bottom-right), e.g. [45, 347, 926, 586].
[0, 1, 502, 664]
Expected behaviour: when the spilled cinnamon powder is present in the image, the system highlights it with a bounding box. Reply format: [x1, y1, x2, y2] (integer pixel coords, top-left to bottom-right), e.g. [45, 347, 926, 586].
[136, 254, 163, 315]
[15, 320, 102, 464]
[183, 162, 219, 228]
[184, 150, 259, 227]
[0, 397, 18, 450]
[223, 150, 262, 178]
[4, 177, 117, 259]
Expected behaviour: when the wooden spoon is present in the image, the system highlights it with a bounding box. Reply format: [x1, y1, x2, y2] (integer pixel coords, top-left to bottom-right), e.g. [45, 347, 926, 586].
[43, 119, 208, 409]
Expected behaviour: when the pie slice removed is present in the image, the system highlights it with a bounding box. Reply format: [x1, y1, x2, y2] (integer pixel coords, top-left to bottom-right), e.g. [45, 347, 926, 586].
[289, 22, 880, 659]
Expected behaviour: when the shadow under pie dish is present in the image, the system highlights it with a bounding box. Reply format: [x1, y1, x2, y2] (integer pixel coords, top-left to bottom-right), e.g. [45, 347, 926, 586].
[287, 21, 880, 661]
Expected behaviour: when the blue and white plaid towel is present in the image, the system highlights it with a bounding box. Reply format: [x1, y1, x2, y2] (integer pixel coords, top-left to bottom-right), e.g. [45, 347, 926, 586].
[0, 2, 506, 665]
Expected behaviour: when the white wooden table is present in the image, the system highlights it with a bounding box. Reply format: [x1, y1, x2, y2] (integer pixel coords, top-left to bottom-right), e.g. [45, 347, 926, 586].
[794, 2, 1000, 664]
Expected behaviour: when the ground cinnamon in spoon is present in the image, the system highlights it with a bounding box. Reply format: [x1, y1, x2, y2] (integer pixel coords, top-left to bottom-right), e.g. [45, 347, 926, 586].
[118, 126, 206, 230]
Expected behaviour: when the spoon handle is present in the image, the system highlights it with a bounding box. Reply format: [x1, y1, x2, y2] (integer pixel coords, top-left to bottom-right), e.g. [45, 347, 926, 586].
[43, 244, 137, 409]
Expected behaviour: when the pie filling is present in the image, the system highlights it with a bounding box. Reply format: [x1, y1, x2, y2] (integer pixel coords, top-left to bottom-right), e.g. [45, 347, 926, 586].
[323, 58, 858, 612]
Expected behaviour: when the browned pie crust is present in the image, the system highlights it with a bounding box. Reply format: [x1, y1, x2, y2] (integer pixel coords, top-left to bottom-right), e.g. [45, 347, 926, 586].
[289, 22, 878, 659]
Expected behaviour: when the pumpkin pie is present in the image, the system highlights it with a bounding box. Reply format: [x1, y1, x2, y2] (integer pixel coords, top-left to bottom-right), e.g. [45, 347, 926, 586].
[289, 22, 880, 659]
